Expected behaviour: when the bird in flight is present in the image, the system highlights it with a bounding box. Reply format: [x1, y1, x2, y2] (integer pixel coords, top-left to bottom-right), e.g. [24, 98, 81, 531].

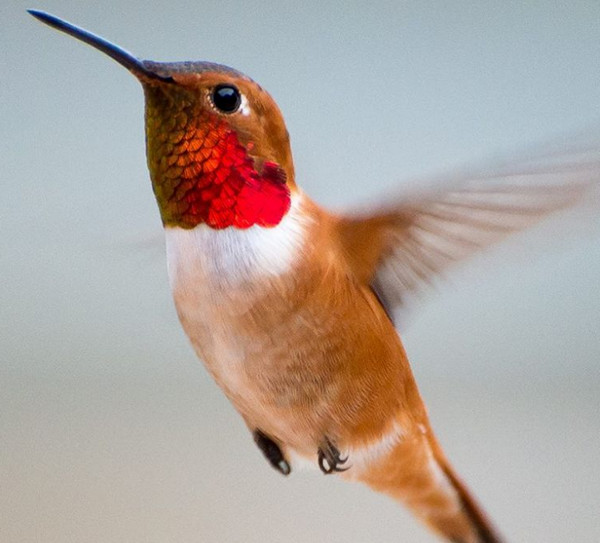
[30, 10, 600, 542]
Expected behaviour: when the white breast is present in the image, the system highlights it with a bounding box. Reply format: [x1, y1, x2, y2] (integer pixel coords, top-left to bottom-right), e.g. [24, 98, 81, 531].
[165, 192, 308, 294]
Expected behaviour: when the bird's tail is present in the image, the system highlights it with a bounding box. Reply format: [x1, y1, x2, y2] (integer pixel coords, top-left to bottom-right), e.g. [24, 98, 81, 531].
[350, 429, 503, 543]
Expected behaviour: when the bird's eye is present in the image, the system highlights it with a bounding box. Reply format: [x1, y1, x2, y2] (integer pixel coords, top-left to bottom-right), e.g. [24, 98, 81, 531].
[211, 84, 242, 114]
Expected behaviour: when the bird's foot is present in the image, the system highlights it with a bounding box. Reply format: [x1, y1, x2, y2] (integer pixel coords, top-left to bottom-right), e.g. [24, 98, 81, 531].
[253, 430, 291, 476]
[318, 437, 349, 474]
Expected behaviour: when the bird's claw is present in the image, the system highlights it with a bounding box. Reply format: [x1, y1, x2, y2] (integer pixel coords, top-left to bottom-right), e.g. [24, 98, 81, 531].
[253, 430, 291, 476]
[318, 438, 350, 474]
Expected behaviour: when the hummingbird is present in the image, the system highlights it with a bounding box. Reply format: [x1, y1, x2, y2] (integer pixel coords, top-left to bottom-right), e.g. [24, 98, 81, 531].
[30, 10, 599, 543]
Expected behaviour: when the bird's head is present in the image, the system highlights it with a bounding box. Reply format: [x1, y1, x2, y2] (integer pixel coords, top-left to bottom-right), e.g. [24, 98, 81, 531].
[29, 11, 294, 229]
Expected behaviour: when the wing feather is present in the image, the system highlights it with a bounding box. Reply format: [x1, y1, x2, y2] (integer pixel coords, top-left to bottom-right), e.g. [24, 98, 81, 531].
[336, 141, 600, 325]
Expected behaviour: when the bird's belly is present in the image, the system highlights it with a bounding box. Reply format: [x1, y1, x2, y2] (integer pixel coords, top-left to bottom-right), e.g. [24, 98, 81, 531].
[170, 275, 411, 459]
[172, 289, 337, 452]
[164, 219, 413, 455]
[164, 219, 335, 450]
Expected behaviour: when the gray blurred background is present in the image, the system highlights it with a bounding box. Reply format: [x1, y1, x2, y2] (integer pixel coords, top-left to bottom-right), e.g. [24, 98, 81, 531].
[2, 1, 600, 541]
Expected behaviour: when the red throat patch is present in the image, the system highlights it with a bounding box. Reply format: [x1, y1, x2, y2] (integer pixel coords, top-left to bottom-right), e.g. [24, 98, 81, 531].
[149, 113, 291, 229]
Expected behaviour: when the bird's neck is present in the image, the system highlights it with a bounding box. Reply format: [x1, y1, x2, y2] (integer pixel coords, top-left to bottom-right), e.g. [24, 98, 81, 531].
[144, 87, 292, 230]
[165, 192, 313, 295]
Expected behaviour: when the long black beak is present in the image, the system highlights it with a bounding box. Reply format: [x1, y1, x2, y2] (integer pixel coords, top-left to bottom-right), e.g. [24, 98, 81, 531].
[28, 10, 172, 83]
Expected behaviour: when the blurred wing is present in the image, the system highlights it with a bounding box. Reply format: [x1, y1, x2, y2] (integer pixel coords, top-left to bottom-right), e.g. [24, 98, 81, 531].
[336, 142, 600, 326]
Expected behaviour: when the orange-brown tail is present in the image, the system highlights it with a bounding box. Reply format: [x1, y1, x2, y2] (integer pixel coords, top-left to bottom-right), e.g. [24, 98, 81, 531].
[351, 430, 503, 543]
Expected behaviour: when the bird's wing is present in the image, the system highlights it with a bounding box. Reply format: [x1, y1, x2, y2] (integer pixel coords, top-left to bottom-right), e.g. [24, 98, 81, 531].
[335, 141, 600, 326]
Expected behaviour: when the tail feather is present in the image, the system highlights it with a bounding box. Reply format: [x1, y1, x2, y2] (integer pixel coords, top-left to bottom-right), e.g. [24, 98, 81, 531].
[353, 429, 503, 543]
[430, 436, 502, 543]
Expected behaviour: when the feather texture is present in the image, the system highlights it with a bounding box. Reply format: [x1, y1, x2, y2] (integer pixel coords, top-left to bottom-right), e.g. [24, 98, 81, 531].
[337, 142, 600, 324]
